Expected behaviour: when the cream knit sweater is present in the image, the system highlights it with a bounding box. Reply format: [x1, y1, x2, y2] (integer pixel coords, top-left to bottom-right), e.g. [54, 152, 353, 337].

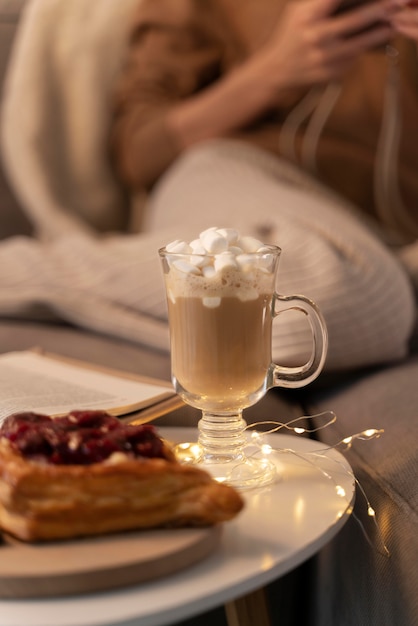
[0, 0, 415, 374]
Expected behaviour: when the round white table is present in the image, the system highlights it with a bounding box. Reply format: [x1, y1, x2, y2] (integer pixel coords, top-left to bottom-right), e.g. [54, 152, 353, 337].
[0, 428, 355, 626]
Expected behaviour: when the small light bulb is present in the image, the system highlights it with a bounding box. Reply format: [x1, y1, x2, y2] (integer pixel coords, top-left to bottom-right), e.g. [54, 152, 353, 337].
[364, 429, 377, 437]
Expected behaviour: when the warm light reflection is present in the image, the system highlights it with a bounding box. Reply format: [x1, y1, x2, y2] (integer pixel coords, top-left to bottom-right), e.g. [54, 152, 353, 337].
[294, 497, 306, 522]
[261, 443, 273, 455]
[174, 442, 203, 463]
[261, 554, 275, 571]
[336, 485, 346, 498]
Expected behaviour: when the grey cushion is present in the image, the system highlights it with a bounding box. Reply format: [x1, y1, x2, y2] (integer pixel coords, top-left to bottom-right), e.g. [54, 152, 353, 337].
[305, 358, 418, 625]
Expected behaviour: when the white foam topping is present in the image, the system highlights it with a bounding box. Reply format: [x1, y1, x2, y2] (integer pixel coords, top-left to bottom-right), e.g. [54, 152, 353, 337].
[163, 227, 277, 306]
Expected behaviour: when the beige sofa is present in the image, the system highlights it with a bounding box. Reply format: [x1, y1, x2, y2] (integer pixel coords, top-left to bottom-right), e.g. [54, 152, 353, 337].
[0, 2, 417, 625]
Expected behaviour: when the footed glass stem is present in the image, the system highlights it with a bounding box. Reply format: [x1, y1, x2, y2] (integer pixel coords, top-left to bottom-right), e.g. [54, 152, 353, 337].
[175, 411, 277, 489]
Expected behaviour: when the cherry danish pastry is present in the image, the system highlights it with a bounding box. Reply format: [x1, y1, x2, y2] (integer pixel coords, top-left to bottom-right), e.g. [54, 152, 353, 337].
[0, 411, 244, 541]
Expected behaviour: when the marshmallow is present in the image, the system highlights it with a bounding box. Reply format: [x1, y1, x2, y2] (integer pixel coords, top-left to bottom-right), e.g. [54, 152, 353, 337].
[189, 239, 207, 255]
[188, 255, 207, 268]
[217, 228, 239, 245]
[228, 246, 244, 256]
[238, 288, 259, 302]
[199, 226, 219, 238]
[256, 247, 275, 271]
[238, 236, 264, 253]
[236, 253, 259, 272]
[203, 297, 221, 308]
[202, 265, 216, 278]
[214, 252, 238, 273]
[166, 240, 191, 254]
[201, 230, 228, 254]
[164, 228, 276, 287]
[164, 228, 279, 310]
[171, 259, 201, 275]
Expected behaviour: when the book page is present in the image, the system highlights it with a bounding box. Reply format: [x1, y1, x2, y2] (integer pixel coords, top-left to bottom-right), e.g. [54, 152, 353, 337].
[0, 351, 175, 423]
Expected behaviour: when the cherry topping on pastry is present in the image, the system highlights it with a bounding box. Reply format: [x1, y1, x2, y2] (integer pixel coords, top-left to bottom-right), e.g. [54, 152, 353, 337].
[0, 410, 167, 465]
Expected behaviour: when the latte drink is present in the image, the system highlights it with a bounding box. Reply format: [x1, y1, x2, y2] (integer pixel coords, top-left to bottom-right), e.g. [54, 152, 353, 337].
[161, 245, 277, 412]
[167, 294, 272, 412]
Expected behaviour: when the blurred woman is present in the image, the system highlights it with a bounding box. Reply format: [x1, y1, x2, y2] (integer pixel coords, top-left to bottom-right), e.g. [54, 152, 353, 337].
[107, 0, 418, 371]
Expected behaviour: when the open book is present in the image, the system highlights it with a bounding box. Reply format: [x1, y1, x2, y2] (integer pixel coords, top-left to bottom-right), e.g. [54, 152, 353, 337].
[0, 350, 183, 425]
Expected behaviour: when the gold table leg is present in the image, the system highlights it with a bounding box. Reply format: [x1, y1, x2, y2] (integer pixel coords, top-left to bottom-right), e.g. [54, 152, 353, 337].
[224, 587, 271, 626]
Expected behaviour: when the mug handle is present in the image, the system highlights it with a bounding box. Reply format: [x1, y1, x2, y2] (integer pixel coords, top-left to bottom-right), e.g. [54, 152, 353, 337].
[268, 293, 328, 389]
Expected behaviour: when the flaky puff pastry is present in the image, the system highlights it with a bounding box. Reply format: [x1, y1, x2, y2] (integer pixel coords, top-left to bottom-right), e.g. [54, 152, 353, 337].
[0, 422, 243, 542]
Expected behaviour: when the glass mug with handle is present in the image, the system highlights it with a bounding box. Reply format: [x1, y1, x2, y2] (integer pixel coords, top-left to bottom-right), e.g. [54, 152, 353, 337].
[159, 228, 328, 488]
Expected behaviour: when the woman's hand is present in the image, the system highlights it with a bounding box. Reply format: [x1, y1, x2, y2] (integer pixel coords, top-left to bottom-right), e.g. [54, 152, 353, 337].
[255, 0, 393, 91]
[167, 0, 393, 162]
[389, 0, 418, 40]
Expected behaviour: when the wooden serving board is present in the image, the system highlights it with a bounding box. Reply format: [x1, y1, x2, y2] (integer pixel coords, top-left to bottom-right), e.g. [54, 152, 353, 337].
[0, 525, 221, 598]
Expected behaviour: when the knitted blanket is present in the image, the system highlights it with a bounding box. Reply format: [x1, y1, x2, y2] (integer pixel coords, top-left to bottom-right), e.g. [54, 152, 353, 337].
[0, 0, 416, 369]
[1, 0, 138, 238]
[0, 0, 174, 351]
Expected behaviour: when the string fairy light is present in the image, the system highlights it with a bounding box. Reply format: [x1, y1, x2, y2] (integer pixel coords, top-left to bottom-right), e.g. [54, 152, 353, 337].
[174, 411, 390, 556]
[305, 448, 390, 557]
[240, 411, 390, 557]
[247, 410, 338, 437]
